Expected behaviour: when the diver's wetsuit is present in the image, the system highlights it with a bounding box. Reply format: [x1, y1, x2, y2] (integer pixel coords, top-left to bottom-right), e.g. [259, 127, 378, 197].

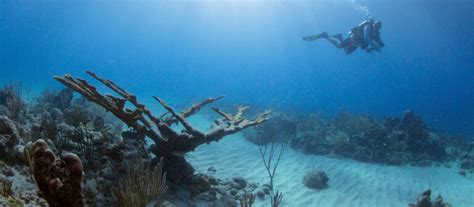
[303, 20, 384, 55]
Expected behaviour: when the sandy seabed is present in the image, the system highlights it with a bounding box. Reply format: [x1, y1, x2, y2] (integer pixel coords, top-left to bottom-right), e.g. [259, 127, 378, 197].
[186, 116, 474, 207]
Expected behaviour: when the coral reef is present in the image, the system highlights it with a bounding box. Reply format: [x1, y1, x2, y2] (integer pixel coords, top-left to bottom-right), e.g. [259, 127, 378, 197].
[458, 141, 474, 175]
[0, 84, 25, 121]
[54, 71, 271, 183]
[0, 79, 269, 206]
[280, 110, 455, 166]
[0, 116, 23, 164]
[29, 139, 84, 207]
[408, 189, 452, 207]
[0, 76, 472, 206]
[302, 170, 329, 190]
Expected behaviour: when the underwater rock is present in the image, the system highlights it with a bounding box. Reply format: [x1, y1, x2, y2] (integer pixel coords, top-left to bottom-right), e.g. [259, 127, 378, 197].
[218, 195, 238, 207]
[196, 175, 211, 191]
[0, 116, 22, 163]
[185, 173, 258, 206]
[409, 189, 431, 207]
[262, 185, 270, 194]
[408, 189, 452, 207]
[302, 170, 329, 190]
[208, 166, 216, 173]
[231, 176, 247, 190]
[459, 158, 474, 170]
[208, 176, 218, 185]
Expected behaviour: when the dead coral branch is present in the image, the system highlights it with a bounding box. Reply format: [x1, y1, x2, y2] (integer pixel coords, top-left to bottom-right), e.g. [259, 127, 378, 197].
[162, 96, 224, 126]
[54, 71, 166, 143]
[54, 71, 271, 152]
[54, 71, 271, 182]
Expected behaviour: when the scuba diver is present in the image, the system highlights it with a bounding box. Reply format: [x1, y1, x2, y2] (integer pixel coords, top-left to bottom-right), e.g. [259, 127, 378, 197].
[303, 18, 384, 55]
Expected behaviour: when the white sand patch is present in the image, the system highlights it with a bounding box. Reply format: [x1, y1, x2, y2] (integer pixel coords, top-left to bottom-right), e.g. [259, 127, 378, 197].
[186, 115, 474, 207]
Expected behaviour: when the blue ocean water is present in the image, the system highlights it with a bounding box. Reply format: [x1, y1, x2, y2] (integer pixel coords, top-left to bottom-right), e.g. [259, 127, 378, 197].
[0, 0, 473, 136]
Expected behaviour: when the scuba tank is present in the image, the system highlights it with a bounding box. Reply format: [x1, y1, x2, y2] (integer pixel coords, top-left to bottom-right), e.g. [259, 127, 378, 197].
[349, 16, 375, 38]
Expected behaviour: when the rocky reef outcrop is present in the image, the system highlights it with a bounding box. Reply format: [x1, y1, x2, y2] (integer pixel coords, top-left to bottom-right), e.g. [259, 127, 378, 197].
[458, 141, 474, 176]
[302, 170, 329, 190]
[0, 116, 24, 164]
[408, 189, 452, 207]
[292, 110, 454, 166]
[247, 110, 471, 168]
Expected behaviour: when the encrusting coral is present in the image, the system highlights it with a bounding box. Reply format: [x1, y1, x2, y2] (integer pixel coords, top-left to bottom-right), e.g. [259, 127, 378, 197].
[54, 70, 271, 182]
[28, 139, 84, 207]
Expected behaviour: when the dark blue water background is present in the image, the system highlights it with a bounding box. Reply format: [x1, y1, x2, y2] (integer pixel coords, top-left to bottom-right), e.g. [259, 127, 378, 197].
[1, 0, 473, 135]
